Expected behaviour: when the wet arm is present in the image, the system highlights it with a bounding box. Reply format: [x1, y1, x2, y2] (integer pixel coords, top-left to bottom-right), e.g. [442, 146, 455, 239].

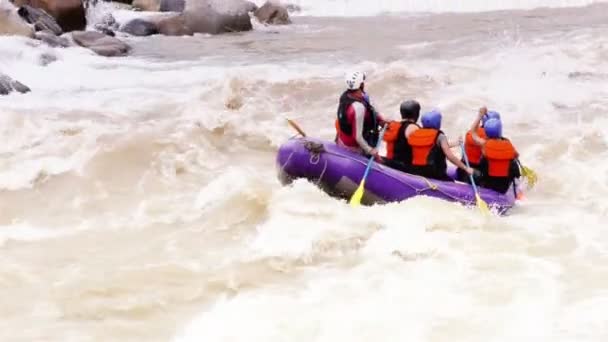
[441, 137, 469, 171]
[353, 102, 374, 153]
[470, 107, 487, 146]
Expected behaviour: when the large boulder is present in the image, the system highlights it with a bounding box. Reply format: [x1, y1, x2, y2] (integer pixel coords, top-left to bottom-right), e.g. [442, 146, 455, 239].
[158, 0, 255, 35]
[0, 3, 34, 37]
[132, 0, 160, 11]
[34, 29, 70, 47]
[160, 0, 184, 12]
[254, 1, 291, 25]
[11, 0, 85, 31]
[71, 30, 130, 57]
[156, 12, 187, 35]
[133, 0, 186, 12]
[17, 5, 62, 35]
[121, 18, 158, 36]
[0, 74, 31, 95]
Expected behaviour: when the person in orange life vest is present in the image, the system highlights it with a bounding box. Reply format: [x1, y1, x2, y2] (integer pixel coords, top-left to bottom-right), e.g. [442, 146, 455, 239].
[407, 110, 474, 181]
[381, 100, 421, 173]
[456, 107, 502, 183]
[470, 117, 521, 194]
[335, 71, 387, 161]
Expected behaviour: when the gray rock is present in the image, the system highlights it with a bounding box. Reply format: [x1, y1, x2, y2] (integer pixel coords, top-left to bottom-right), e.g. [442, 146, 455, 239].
[34, 30, 70, 47]
[94, 24, 116, 36]
[285, 3, 301, 13]
[121, 18, 158, 36]
[158, 0, 254, 35]
[0, 74, 31, 95]
[17, 5, 62, 35]
[39, 52, 57, 65]
[71, 30, 130, 57]
[160, 0, 185, 12]
[156, 13, 188, 35]
[254, 1, 291, 25]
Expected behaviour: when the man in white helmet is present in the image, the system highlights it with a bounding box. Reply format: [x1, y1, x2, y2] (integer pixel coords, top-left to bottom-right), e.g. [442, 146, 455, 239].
[335, 71, 386, 160]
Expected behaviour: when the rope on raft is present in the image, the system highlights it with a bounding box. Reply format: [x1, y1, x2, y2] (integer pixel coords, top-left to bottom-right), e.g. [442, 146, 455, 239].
[300, 140, 476, 206]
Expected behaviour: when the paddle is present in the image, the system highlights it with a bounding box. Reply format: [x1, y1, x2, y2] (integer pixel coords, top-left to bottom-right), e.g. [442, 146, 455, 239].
[516, 159, 537, 188]
[285, 117, 307, 137]
[349, 125, 388, 207]
[460, 143, 490, 214]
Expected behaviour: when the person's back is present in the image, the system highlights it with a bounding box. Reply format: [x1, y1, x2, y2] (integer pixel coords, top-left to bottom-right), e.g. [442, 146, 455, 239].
[457, 109, 501, 183]
[407, 110, 473, 181]
[476, 119, 521, 193]
[382, 100, 420, 172]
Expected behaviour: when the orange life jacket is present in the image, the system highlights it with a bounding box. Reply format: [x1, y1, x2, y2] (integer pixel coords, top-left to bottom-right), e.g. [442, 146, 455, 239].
[382, 121, 411, 160]
[483, 138, 517, 177]
[408, 128, 444, 167]
[464, 127, 486, 165]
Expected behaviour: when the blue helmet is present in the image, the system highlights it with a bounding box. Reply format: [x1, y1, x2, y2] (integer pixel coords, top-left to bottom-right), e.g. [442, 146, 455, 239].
[484, 118, 502, 138]
[421, 109, 442, 129]
[482, 110, 501, 126]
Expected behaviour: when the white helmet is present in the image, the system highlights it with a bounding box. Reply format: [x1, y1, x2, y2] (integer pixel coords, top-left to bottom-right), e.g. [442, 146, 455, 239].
[345, 71, 366, 90]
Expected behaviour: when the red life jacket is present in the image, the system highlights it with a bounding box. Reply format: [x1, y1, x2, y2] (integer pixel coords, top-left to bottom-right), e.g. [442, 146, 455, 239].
[335, 91, 378, 148]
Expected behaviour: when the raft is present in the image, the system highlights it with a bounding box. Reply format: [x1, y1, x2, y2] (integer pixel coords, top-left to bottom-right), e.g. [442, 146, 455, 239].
[276, 137, 517, 214]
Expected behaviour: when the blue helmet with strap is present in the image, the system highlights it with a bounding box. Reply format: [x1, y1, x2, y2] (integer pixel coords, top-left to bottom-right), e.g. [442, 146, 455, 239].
[484, 118, 502, 138]
[482, 110, 501, 126]
[421, 109, 442, 129]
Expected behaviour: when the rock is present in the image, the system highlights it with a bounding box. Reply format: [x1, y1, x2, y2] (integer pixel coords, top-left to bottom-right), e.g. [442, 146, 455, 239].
[0, 3, 34, 37]
[12, 0, 86, 32]
[34, 29, 70, 47]
[71, 30, 130, 57]
[156, 12, 187, 35]
[161, 0, 254, 35]
[94, 25, 115, 36]
[121, 18, 158, 36]
[0, 74, 31, 95]
[132, 0, 160, 11]
[254, 1, 291, 25]
[39, 52, 57, 65]
[132, 0, 187, 12]
[160, 0, 184, 12]
[17, 5, 62, 35]
[242, 1, 258, 12]
[285, 4, 300, 12]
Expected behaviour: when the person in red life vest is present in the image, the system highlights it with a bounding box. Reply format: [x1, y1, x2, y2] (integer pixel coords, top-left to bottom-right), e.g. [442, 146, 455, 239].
[470, 117, 521, 194]
[407, 109, 474, 181]
[381, 100, 421, 172]
[456, 107, 502, 183]
[335, 71, 387, 161]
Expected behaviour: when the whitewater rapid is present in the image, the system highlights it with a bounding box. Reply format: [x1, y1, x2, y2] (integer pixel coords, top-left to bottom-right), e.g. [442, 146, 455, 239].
[1, 1, 608, 341]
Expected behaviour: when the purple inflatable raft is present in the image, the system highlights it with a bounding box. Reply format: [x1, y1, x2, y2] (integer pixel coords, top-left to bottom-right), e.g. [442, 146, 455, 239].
[276, 137, 516, 214]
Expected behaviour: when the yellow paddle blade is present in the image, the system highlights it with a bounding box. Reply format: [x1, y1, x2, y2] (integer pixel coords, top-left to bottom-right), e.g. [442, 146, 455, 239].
[475, 193, 490, 214]
[521, 166, 538, 188]
[349, 180, 366, 207]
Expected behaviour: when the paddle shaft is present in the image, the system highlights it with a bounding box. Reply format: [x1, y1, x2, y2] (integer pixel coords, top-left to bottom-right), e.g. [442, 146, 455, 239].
[286, 118, 307, 137]
[460, 143, 482, 195]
